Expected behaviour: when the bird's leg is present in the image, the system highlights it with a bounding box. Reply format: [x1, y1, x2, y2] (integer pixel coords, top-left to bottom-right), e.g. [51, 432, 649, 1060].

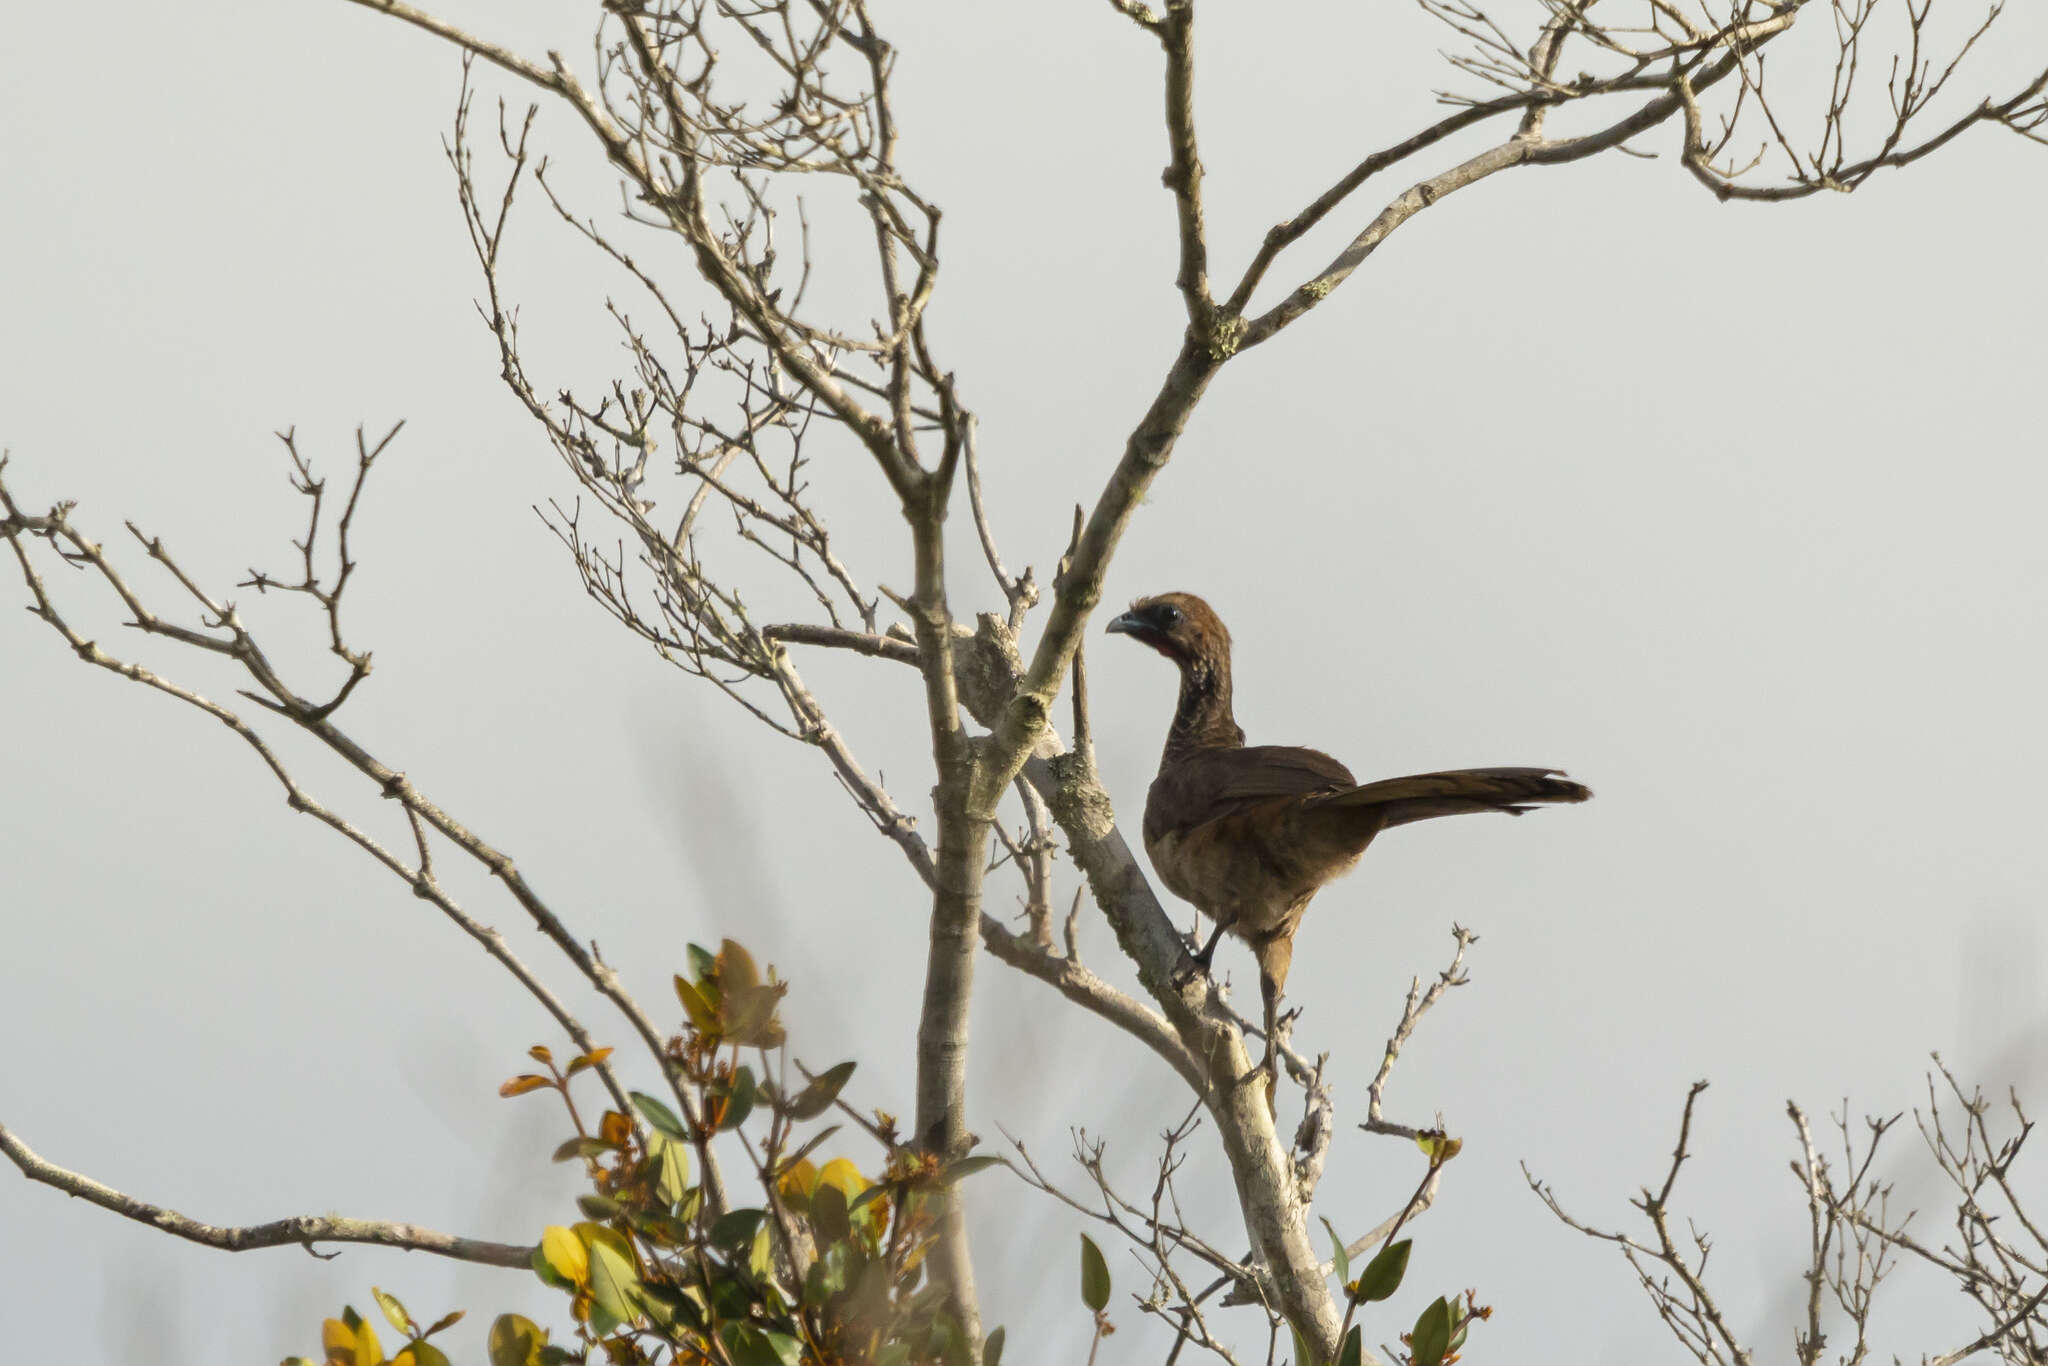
[1256, 969, 1281, 1111]
[1172, 917, 1232, 987]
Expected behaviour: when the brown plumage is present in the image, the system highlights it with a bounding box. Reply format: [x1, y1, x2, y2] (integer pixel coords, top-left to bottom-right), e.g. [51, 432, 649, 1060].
[1107, 591, 1590, 1090]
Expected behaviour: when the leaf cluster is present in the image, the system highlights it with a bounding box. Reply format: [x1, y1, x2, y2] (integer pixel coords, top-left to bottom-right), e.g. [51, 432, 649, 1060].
[285, 940, 1008, 1366]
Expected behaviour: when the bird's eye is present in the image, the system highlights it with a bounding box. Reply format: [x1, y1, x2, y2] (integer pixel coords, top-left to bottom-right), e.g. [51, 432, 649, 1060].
[1158, 604, 1182, 627]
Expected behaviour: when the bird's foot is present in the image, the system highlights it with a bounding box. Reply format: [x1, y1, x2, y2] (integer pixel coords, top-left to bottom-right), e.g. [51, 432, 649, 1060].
[1173, 920, 1231, 990]
[1171, 945, 1217, 991]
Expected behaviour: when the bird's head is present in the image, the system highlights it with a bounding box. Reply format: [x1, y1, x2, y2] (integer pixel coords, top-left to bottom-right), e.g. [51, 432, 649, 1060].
[1105, 592, 1230, 674]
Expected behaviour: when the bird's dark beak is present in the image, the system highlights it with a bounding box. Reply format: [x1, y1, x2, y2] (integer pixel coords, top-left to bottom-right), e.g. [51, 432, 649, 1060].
[1105, 610, 1145, 637]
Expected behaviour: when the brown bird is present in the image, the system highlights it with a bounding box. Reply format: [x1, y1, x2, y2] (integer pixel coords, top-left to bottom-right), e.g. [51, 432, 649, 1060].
[1107, 591, 1590, 1090]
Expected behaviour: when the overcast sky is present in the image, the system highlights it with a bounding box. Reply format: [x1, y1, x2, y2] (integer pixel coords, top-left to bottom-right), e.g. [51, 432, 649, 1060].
[4, 2, 2046, 1362]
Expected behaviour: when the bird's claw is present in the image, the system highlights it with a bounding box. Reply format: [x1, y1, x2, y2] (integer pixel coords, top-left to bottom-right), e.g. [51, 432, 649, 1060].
[1171, 947, 1216, 991]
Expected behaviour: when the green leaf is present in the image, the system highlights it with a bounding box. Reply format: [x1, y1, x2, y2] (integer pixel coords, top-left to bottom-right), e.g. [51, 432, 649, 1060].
[1321, 1216, 1350, 1287]
[649, 1131, 692, 1206]
[810, 1180, 851, 1246]
[983, 1325, 1007, 1366]
[584, 1225, 644, 1331]
[399, 1345, 452, 1366]
[1446, 1294, 1472, 1354]
[787, 1061, 856, 1120]
[631, 1091, 690, 1140]
[552, 1136, 613, 1163]
[718, 938, 763, 992]
[530, 1243, 571, 1291]
[687, 942, 717, 983]
[372, 1285, 413, 1336]
[1351, 1237, 1411, 1304]
[804, 1243, 850, 1306]
[1337, 1326, 1361, 1366]
[1410, 1296, 1454, 1366]
[710, 1207, 767, 1248]
[928, 1311, 965, 1366]
[943, 1154, 1008, 1183]
[1079, 1232, 1111, 1313]
[630, 1281, 703, 1333]
[1289, 1323, 1313, 1366]
[724, 982, 785, 1048]
[722, 1323, 802, 1366]
[577, 1193, 621, 1220]
[749, 1220, 777, 1279]
[719, 1066, 757, 1131]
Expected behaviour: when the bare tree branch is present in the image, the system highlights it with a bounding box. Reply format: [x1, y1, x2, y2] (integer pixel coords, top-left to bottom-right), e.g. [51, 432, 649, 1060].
[0, 446, 731, 1215]
[0, 1122, 531, 1269]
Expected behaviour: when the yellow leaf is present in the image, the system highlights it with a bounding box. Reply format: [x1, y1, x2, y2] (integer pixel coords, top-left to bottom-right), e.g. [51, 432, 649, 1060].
[778, 1157, 820, 1199]
[372, 1286, 412, 1336]
[818, 1158, 869, 1199]
[321, 1312, 384, 1366]
[528, 1044, 554, 1066]
[1415, 1130, 1465, 1164]
[487, 1314, 547, 1366]
[499, 1074, 553, 1099]
[540, 1225, 590, 1287]
[321, 1319, 355, 1366]
[674, 976, 720, 1037]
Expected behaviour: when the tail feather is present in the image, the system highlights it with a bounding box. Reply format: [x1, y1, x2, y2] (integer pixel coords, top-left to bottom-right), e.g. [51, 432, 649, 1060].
[1307, 766, 1590, 830]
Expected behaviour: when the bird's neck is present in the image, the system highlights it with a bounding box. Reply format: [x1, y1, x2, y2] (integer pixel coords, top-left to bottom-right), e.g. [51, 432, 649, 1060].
[1166, 655, 1244, 761]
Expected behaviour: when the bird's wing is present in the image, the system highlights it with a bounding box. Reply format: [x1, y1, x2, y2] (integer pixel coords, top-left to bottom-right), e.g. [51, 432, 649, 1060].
[1144, 745, 1355, 844]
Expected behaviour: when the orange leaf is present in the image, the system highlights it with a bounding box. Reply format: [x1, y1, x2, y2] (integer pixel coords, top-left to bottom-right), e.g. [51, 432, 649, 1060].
[528, 1044, 554, 1066]
[565, 1047, 613, 1076]
[499, 1074, 553, 1099]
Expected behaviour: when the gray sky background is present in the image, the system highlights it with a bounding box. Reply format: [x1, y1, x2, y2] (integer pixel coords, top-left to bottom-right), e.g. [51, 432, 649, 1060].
[3, 1, 2045, 1361]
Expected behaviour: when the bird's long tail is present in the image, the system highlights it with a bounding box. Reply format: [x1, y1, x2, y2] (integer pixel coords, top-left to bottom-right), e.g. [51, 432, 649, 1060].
[1307, 766, 1591, 830]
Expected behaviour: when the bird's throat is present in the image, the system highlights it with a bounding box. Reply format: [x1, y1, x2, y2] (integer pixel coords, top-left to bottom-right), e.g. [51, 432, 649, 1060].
[1166, 658, 1245, 761]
